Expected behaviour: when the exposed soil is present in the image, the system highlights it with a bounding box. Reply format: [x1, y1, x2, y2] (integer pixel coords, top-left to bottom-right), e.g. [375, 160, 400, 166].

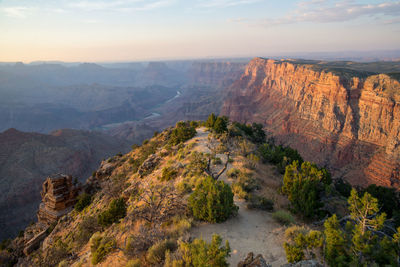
[190, 128, 287, 266]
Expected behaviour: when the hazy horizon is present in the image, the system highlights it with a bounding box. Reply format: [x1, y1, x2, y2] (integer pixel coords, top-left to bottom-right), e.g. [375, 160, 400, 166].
[1, 0, 400, 62]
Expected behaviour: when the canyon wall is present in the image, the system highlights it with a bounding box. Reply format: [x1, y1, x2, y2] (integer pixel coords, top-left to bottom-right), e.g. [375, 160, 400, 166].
[222, 57, 400, 187]
[0, 128, 130, 240]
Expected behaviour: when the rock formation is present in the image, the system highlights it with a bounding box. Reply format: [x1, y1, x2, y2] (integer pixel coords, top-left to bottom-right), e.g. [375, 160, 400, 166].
[238, 252, 271, 267]
[37, 174, 80, 225]
[281, 260, 323, 267]
[0, 128, 130, 240]
[222, 58, 400, 187]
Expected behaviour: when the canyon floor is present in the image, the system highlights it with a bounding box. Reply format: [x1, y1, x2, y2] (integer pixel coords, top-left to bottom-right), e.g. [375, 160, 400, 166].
[190, 128, 287, 266]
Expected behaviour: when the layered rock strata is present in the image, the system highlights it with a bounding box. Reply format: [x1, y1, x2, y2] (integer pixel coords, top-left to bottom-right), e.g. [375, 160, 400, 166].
[37, 174, 80, 224]
[222, 58, 400, 187]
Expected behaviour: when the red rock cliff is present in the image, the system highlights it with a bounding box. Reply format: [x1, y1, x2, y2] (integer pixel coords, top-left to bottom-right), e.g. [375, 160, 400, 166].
[222, 57, 400, 187]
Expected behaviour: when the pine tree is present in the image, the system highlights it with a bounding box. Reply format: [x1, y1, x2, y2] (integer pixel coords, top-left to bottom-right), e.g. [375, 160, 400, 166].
[282, 161, 330, 218]
[205, 113, 217, 128]
[323, 214, 349, 266]
[213, 116, 228, 134]
[347, 189, 390, 264]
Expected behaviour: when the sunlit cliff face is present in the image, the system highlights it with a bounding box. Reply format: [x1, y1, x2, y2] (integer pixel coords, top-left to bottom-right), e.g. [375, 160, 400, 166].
[222, 58, 400, 187]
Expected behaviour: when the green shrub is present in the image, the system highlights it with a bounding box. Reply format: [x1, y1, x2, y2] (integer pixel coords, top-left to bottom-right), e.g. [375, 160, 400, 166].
[213, 117, 228, 134]
[229, 122, 265, 144]
[169, 121, 196, 145]
[165, 234, 230, 267]
[247, 195, 274, 211]
[282, 161, 331, 218]
[186, 152, 208, 176]
[232, 183, 248, 199]
[98, 198, 127, 227]
[334, 178, 352, 198]
[90, 234, 115, 265]
[227, 168, 240, 179]
[189, 177, 238, 223]
[160, 167, 178, 181]
[176, 180, 193, 195]
[212, 157, 222, 165]
[235, 172, 258, 192]
[362, 184, 400, 219]
[283, 228, 323, 263]
[245, 153, 260, 169]
[75, 193, 92, 212]
[258, 144, 303, 173]
[205, 113, 217, 128]
[272, 210, 295, 226]
[126, 259, 141, 267]
[75, 216, 101, 246]
[146, 239, 177, 264]
[190, 121, 199, 128]
[163, 216, 192, 237]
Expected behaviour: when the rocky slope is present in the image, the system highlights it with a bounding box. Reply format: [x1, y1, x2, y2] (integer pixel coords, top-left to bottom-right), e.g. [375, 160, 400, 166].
[0, 128, 130, 240]
[222, 57, 400, 187]
[2, 125, 291, 267]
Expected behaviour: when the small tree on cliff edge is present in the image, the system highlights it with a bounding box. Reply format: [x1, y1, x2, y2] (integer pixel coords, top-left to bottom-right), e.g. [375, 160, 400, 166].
[282, 161, 331, 218]
[206, 113, 217, 128]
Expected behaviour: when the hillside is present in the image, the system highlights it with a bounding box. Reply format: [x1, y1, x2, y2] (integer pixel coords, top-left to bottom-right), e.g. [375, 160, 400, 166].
[0, 128, 130, 240]
[222, 57, 400, 187]
[2, 118, 400, 267]
[1, 120, 292, 266]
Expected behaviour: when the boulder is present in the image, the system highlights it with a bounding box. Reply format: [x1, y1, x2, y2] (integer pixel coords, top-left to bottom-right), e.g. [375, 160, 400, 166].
[281, 260, 323, 267]
[238, 252, 271, 267]
[138, 154, 160, 177]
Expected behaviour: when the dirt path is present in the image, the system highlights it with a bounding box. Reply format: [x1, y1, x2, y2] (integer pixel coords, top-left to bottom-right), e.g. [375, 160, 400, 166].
[190, 128, 287, 266]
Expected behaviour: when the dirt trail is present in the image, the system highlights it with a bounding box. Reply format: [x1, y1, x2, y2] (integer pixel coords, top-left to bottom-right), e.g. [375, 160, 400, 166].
[190, 128, 287, 266]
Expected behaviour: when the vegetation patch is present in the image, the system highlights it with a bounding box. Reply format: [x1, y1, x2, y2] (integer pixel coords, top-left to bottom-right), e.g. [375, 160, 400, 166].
[189, 176, 238, 223]
[246, 194, 274, 211]
[74, 193, 92, 212]
[98, 197, 127, 227]
[146, 239, 177, 264]
[165, 234, 230, 267]
[90, 233, 116, 265]
[258, 143, 303, 174]
[75, 216, 101, 247]
[229, 121, 266, 144]
[272, 210, 295, 226]
[168, 121, 196, 145]
[282, 161, 331, 218]
[160, 166, 178, 181]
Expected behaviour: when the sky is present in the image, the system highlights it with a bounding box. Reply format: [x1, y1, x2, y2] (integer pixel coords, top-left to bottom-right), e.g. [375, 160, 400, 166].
[0, 0, 400, 62]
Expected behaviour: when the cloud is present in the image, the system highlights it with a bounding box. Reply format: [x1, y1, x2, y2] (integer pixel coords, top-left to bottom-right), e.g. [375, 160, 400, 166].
[67, 0, 175, 12]
[1, 6, 33, 18]
[231, 0, 400, 27]
[197, 0, 261, 8]
[383, 17, 400, 24]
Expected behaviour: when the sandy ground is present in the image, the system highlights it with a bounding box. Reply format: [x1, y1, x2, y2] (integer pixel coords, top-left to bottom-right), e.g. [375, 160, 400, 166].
[189, 128, 287, 266]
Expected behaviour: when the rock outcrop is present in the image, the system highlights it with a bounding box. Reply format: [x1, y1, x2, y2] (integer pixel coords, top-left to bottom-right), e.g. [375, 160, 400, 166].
[222, 58, 400, 187]
[238, 252, 271, 267]
[281, 260, 323, 267]
[0, 128, 130, 240]
[37, 174, 80, 225]
[138, 154, 160, 177]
